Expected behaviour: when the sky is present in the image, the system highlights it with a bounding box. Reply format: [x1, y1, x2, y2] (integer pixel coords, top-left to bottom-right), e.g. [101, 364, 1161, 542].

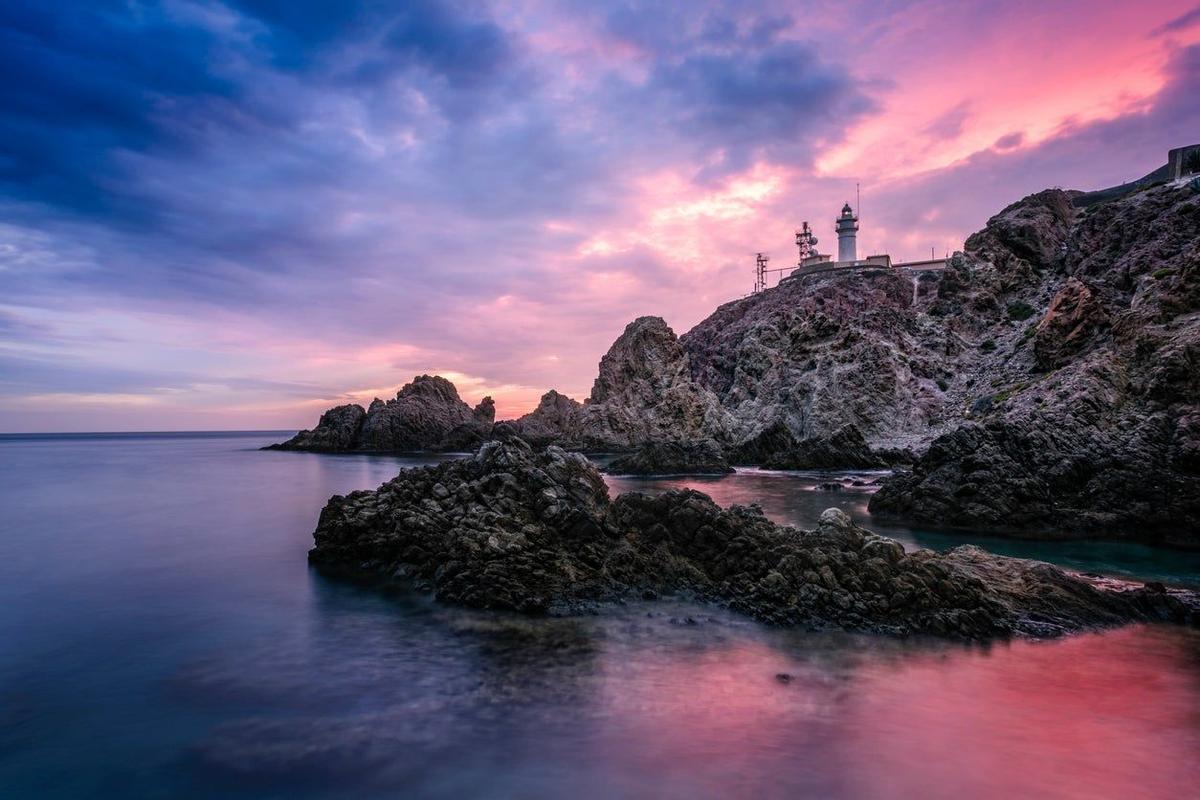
[2, 0, 1199, 432]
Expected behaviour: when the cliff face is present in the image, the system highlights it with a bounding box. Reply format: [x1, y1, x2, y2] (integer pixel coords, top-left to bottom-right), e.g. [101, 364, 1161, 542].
[273, 176, 1199, 541]
[270, 375, 494, 452]
[870, 180, 1200, 542]
[680, 269, 954, 451]
[504, 317, 736, 450]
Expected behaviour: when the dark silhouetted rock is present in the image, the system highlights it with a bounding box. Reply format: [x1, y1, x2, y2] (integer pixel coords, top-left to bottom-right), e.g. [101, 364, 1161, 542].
[729, 421, 798, 465]
[270, 375, 493, 452]
[761, 424, 886, 470]
[309, 440, 1198, 640]
[509, 390, 583, 447]
[605, 440, 734, 475]
[270, 404, 366, 453]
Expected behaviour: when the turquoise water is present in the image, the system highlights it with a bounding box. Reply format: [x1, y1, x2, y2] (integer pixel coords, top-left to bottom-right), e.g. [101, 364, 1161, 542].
[604, 467, 1200, 588]
[1, 432, 1197, 799]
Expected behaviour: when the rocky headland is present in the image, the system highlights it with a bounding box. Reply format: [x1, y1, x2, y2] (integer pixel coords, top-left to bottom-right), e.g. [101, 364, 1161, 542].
[278, 173, 1200, 544]
[309, 438, 1197, 640]
[268, 375, 495, 452]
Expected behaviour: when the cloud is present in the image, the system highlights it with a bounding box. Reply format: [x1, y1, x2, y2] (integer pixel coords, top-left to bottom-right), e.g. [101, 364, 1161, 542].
[0, 0, 1195, 430]
[922, 101, 972, 142]
[993, 132, 1025, 150]
[642, 39, 875, 171]
[861, 42, 1200, 260]
[1150, 4, 1200, 36]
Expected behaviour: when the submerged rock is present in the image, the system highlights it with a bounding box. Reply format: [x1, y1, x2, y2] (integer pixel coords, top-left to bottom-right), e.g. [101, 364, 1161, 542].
[308, 440, 1197, 640]
[605, 440, 734, 476]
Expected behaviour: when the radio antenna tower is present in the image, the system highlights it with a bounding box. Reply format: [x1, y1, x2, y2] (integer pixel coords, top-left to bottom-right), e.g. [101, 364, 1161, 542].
[754, 252, 769, 293]
[795, 221, 818, 266]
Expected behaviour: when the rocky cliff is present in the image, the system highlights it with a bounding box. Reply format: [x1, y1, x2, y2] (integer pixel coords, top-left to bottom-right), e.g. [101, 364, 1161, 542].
[274, 174, 1199, 543]
[870, 180, 1200, 543]
[508, 316, 736, 450]
[269, 375, 495, 452]
[309, 439, 1197, 639]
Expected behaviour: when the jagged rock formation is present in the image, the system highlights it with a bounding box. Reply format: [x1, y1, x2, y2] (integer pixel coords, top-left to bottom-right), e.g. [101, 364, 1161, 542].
[275, 404, 366, 452]
[309, 439, 1197, 639]
[758, 424, 888, 470]
[275, 173, 1198, 543]
[508, 390, 582, 447]
[507, 317, 736, 450]
[870, 180, 1200, 543]
[270, 375, 494, 452]
[605, 439, 734, 475]
[679, 268, 954, 453]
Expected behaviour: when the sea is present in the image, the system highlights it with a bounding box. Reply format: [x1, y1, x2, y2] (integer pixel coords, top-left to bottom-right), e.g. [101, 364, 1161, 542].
[1, 431, 1197, 799]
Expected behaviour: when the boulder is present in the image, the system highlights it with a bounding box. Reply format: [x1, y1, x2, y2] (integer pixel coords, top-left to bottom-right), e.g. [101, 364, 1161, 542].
[1033, 277, 1108, 370]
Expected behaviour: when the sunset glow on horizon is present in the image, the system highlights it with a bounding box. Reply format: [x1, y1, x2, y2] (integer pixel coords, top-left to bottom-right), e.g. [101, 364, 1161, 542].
[3, 0, 1199, 431]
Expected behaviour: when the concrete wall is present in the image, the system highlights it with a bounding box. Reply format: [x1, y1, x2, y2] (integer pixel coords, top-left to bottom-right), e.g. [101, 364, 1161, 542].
[1168, 144, 1200, 179]
[894, 258, 948, 272]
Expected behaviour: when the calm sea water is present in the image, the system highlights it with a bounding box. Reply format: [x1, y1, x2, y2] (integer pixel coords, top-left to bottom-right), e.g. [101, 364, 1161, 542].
[1, 432, 1198, 799]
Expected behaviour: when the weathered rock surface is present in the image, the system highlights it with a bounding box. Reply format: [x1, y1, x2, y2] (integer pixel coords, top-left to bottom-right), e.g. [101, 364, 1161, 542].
[274, 404, 366, 452]
[759, 424, 888, 470]
[605, 439, 734, 475]
[871, 180, 1200, 543]
[508, 390, 582, 447]
[270, 375, 494, 452]
[309, 439, 1197, 639]
[679, 268, 953, 453]
[516, 317, 737, 450]
[1033, 277, 1109, 369]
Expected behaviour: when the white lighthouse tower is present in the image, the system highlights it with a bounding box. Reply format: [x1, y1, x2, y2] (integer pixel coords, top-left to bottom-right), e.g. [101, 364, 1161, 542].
[835, 202, 859, 263]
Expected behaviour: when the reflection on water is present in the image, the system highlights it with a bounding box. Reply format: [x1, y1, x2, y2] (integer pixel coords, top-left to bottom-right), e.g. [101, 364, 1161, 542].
[604, 467, 1200, 588]
[0, 434, 1198, 799]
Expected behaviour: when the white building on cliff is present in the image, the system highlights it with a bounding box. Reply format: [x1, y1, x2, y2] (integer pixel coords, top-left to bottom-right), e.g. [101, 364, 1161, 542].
[787, 201, 949, 281]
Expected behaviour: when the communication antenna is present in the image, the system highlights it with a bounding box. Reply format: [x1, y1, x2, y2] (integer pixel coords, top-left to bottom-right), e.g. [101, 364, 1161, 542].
[856, 183, 862, 254]
[754, 252, 769, 293]
[795, 222, 818, 266]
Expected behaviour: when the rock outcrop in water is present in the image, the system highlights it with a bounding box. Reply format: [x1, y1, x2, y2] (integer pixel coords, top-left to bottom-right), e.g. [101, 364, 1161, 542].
[605, 439, 734, 475]
[270, 375, 494, 452]
[309, 439, 1197, 639]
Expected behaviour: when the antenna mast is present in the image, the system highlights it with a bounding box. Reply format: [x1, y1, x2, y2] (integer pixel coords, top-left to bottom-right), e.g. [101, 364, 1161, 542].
[754, 252, 769, 293]
[795, 222, 818, 266]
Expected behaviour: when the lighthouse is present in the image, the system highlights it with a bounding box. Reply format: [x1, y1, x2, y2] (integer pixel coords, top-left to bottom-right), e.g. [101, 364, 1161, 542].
[835, 202, 859, 263]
